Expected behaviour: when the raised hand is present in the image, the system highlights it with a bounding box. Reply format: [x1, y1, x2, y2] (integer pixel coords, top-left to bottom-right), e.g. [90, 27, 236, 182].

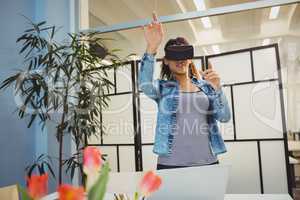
[203, 61, 221, 91]
[141, 12, 164, 54]
[190, 62, 203, 80]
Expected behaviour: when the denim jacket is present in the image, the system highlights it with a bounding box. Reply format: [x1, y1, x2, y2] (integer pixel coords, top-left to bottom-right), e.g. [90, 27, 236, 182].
[138, 52, 231, 156]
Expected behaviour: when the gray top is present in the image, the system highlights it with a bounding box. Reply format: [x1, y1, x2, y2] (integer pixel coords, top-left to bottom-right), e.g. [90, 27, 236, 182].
[157, 90, 218, 166]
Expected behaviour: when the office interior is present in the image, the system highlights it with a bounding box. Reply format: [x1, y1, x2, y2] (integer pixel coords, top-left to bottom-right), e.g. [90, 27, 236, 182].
[0, 0, 299, 199]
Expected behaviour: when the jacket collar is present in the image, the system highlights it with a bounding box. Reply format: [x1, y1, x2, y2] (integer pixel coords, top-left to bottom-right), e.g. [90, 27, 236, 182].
[191, 76, 210, 94]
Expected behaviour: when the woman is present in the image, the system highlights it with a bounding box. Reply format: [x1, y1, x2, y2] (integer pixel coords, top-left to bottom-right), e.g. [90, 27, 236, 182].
[139, 13, 231, 170]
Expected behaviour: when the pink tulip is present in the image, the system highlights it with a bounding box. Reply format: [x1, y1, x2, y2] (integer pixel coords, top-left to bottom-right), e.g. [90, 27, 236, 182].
[57, 184, 85, 200]
[83, 146, 103, 191]
[26, 174, 48, 199]
[83, 146, 102, 175]
[139, 171, 162, 197]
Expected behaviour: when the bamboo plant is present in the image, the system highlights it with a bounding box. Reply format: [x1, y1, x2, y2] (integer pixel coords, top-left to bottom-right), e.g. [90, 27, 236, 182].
[0, 18, 134, 185]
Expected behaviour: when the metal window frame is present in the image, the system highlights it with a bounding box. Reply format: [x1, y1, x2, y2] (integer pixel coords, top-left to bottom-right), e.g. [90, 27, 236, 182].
[204, 43, 291, 195]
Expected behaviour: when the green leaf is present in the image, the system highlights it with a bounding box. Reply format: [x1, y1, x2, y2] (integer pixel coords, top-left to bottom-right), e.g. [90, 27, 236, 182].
[20, 41, 31, 54]
[45, 162, 56, 179]
[0, 73, 20, 90]
[24, 46, 35, 59]
[134, 192, 139, 200]
[37, 154, 45, 161]
[27, 114, 37, 128]
[28, 60, 33, 70]
[16, 34, 28, 42]
[24, 28, 34, 33]
[26, 163, 37, 177]
[51, 26, 56, 39]
[88, 163, 110, 200]
[70, 163, 75, 180]
[37, 21, 46, 27]
[38, 162, 45, 175]
[18, 184, 33, 200]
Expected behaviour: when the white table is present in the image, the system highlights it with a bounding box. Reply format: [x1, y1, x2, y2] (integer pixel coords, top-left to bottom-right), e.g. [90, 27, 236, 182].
[105, 193, 294, 200]
[42, 164, 295, 200]
[224, 194, 293, 200]
[43, 192, 294, 200]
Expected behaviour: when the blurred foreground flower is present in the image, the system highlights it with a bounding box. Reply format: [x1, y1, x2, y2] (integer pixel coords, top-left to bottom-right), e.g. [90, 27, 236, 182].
[83, 146, 102, 174]
[18, 147, 110, 200]
[58, 184, 85, 200]
[139, 171, 162, 198]
[26, 174, 48, 199]
[114, 170, 162, 200]
[83, 146, 103, 191]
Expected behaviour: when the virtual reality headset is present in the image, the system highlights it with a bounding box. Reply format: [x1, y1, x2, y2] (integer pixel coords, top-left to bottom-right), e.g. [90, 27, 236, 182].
[164, 45, 194, 60]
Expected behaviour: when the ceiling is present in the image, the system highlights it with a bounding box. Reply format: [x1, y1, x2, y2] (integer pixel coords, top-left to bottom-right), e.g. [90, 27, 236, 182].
[84, 0, 300, 58]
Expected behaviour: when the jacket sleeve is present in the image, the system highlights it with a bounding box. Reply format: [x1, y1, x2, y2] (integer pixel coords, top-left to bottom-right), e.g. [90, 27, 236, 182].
[211, 87, 231, 123]
[138, 52, 160, 102]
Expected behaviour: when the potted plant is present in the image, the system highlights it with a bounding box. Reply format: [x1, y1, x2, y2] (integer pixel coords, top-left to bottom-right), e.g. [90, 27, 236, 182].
[0, 17, 135, 185]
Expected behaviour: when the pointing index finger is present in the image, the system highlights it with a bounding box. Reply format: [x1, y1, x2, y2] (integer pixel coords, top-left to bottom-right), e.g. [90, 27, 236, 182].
[207, 60, 213, 69]
[152, 12, 158, 22]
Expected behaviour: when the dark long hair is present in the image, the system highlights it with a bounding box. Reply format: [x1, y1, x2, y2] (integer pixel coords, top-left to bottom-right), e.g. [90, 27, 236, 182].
[160, 37, 195, 80]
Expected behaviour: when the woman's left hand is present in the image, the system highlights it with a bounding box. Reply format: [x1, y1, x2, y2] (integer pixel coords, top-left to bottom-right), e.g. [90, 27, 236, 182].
[203, 61, 221, 91]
